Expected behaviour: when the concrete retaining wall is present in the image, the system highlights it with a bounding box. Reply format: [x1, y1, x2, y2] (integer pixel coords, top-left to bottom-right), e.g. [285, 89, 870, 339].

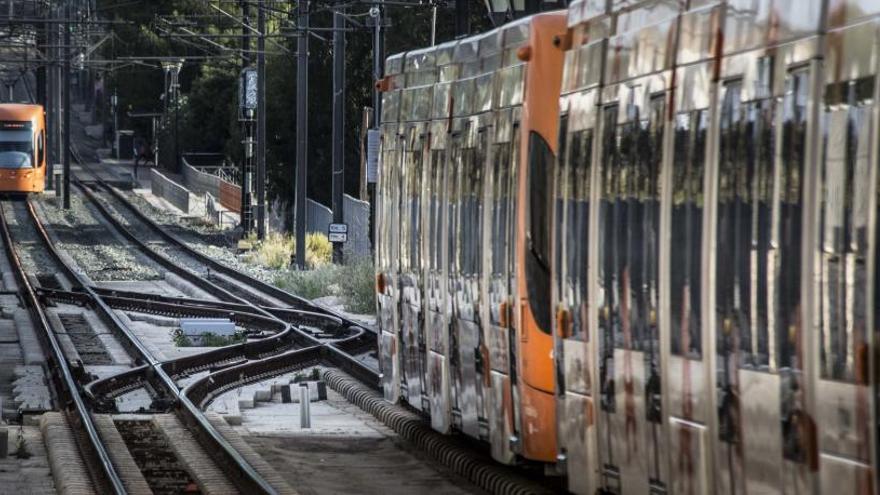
[179, 157, 372, 260]
[151, 169, 189, 213]
[182, 161, 221, 196]
[343, 194, 371, 259]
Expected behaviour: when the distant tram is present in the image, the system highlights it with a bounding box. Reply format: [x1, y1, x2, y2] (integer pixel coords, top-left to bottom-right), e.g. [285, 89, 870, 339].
[376, 1, 880, 493]
[0, 104, 46, 193]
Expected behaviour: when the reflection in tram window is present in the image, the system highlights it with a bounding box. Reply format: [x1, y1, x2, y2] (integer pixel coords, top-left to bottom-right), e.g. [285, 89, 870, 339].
[487, 122, 519, 328]
[777, 69, 808, 373]
[427, 149, 446, 273]
[716, 81, 776, 375]
[597, 93, 663, 412]
[598, 104, 618, 412]
[564, 128, 592, 340]
[490, 142, 511, 276]
[642, 94, 664, 354]
[716, 80, 746, 379]
[554, 115, 568, 320]
[447, 140, 461, 279]
[458, 146, 481, 277]
[778, 68, 808, 465]
[400, 134, 424, 277]
[669, 109, 706, 359]
[819, 76, 874, 383]
[461, 139, 484, 278]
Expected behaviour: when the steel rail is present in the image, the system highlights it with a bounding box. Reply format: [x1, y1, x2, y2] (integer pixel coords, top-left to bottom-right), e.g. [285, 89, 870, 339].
[88, 286, 351, 334]
[0, 200, 127, 495]
[92, 177, 373, 331]
[73, 178, 379, 388]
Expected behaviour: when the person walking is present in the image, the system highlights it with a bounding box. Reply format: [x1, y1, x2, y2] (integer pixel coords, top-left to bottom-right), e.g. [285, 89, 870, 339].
[133, 136, 145, 180]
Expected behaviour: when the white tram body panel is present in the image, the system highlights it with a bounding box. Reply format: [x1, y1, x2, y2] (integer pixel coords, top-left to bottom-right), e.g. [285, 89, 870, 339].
[376, 0, 880, 492]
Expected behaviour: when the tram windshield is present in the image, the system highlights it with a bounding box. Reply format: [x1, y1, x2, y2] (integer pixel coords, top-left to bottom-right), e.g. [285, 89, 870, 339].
[0, 129, 33, 168]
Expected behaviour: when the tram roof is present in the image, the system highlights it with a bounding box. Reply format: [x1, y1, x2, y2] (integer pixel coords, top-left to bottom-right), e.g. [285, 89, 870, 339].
[0, 103, 43, 121]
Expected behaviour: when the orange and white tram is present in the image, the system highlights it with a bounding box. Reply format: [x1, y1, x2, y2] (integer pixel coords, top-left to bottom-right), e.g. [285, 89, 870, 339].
[376, 1, 880, 493]
[0, 104, 46, 193]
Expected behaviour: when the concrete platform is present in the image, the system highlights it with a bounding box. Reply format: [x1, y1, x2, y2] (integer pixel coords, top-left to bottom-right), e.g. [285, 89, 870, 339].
[214, 370, 480, 495]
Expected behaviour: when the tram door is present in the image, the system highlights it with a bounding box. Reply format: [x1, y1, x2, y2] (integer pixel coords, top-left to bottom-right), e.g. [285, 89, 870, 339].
[665, 91, 711, 495]
[712, 57, 819, 493]
[483, 107, 520, 463]
[450, 114, 487, 438]
[378, 122, 403, 403]
[713, 63, 780, 493]
[553, 90, 598, 495]
[595, 85, 667, 494]
[814, 17, 879, 493]
[399, 122, 428, 409]
[425, 116, 453, 432]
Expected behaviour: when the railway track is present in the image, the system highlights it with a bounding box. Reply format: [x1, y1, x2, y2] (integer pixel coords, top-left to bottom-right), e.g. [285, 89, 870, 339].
[0, 198, 126, 493]
[2, 197, 284, 493]
[71, 180, 379, 379]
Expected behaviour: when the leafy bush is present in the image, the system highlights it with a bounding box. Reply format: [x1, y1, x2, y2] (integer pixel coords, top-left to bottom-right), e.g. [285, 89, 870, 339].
[243, 231, 294, 270]
[305, 232, 332, 267]
[244, 231, 331, 270]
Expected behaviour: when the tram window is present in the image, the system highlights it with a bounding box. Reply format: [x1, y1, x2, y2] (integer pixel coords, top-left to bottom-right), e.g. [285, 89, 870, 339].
[715, 80, 753, 369]
[565, 128, 593, 339]
[490, 142, 511, 277]
[507, 123, 520, 279]
[776, 69, 808, 372]
[714, 95, 778, 369]
[554, 114, 569, 311]
[36, 131, 44, 168]
[526, 131, 554, 334]
[669, 109, 706, 359]
[446, 142, 460, 276]
[406, 140, 424, 273]
[0, 129, 34, 168]
[459, 146, 479, 276]
[779, 68, 813, 463]
[641, 94, 664, 352]
[819, 75, 875, 383]
[468, 130, 487, 277]
[399, 144, 412, 273]
[428, 149, 445, 271]
[752, 99, 775, 367]
[598, 104, 618, 412]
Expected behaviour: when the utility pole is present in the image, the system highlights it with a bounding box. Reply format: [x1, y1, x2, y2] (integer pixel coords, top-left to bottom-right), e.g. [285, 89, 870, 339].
[368, 6, 384, 250]
[239, 0, 253, 236]
[63, 1, 71, 209]
[331, 5, 345, 263]
[256, 0, 267, 239]
[371, 7, 383, 130]
[294, 0, 308, 269]
[172, 63, 180, 172]
[44, 9, 53, 189]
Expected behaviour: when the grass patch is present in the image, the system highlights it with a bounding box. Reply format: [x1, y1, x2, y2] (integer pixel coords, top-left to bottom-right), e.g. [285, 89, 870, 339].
[172, 330, 246, 347]
[273, 255, 376, 315]
[274, 263, 341, 300]
[335, 256, 376, 314]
